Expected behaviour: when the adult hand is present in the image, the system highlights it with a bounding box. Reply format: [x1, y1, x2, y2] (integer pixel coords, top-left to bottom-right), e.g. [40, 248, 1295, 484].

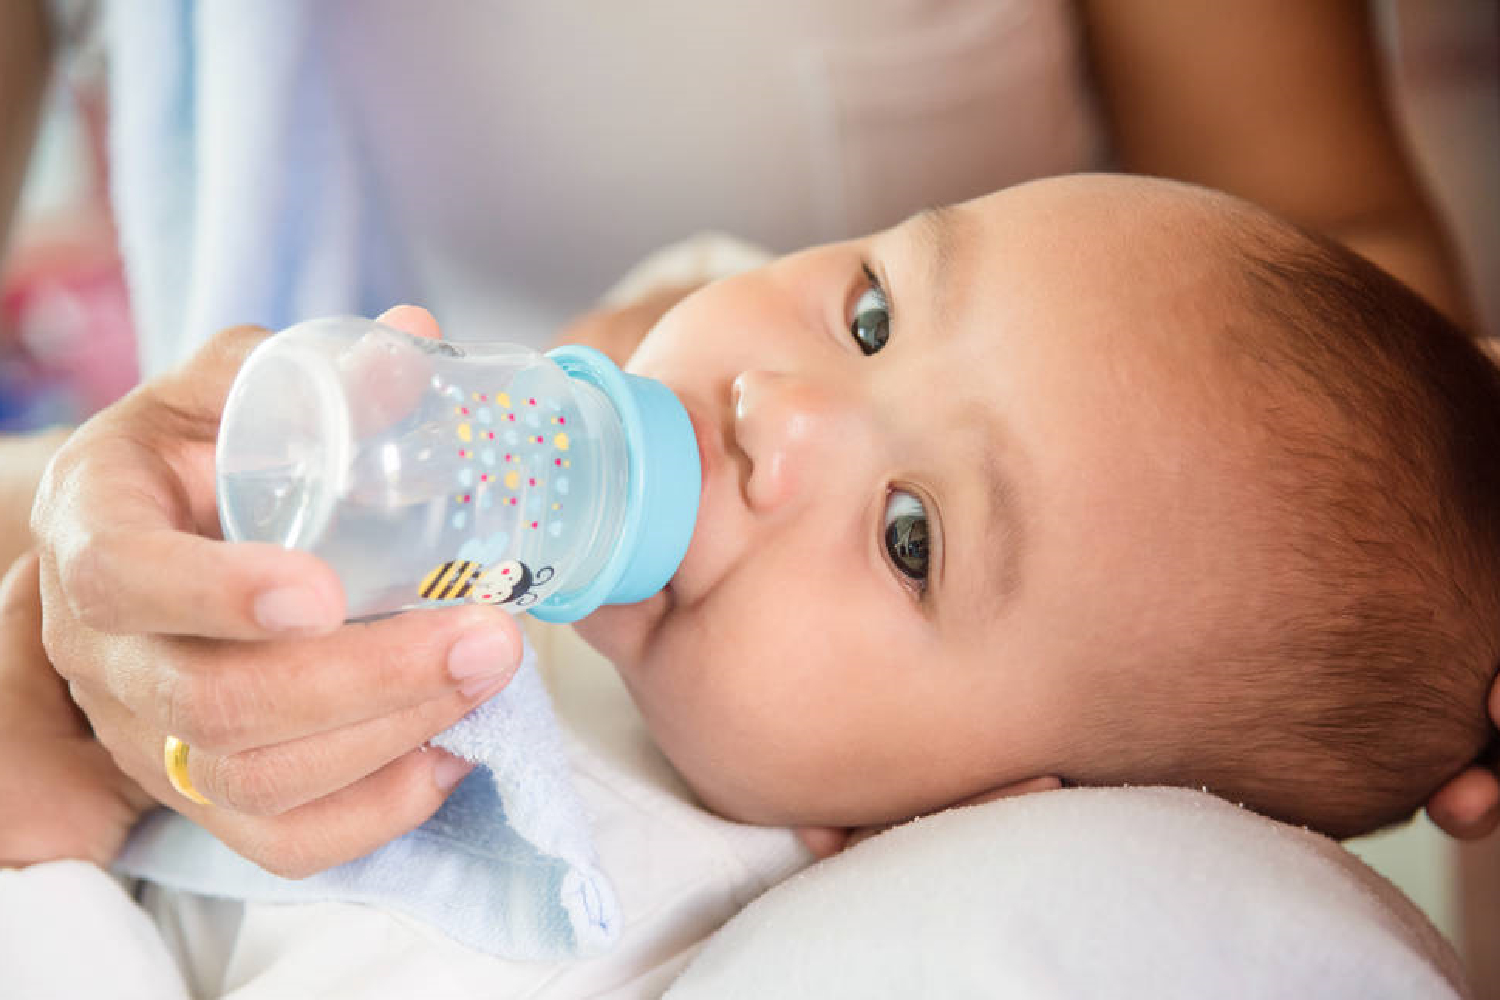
[30, 306, 524, 878]
[1425, 690, 1500, 839]
[0, 551, 155, 867]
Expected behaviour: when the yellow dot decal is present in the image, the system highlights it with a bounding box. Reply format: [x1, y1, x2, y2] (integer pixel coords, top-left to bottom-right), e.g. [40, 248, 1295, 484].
[505, 471, 520, 489]
[553, 432, 570, 451]
[457, 423, 473, 442]
[496, 393, 511, 408]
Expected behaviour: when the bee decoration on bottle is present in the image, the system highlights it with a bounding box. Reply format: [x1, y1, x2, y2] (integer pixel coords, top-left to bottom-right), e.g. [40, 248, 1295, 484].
[419, 558, 555, 608]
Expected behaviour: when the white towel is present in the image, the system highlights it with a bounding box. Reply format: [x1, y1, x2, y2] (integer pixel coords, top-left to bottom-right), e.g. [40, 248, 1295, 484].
[116, 640, 622, 961]
[106, 0, 417, 377]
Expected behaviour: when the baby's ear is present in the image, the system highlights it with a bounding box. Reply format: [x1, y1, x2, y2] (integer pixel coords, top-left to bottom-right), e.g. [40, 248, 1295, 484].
[794, 775, 1064, 861]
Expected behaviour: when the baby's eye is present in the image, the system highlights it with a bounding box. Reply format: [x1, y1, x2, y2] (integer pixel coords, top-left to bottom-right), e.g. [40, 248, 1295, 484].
[883, 490, 929, 591]
[850, 267, 890, 355]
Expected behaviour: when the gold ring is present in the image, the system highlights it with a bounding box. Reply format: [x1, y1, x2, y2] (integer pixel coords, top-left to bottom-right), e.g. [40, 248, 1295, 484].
[163, 735, 211, 805]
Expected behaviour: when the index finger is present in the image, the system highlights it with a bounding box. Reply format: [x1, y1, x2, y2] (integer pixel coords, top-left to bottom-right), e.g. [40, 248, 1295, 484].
[41, 527, 345, 640]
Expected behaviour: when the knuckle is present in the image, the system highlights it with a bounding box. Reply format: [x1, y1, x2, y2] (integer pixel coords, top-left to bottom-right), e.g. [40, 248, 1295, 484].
[209, 751, 299, 817]
[240, 828, 322, 881]
[37, 605, 75, 672]
[363, 625, 427, 688]
[351, 616, 453, 697]
[161, 667, 249, 752]
[57, 534, 123, 633]
[196, 326, 271, 381]
[28, 429, 80, 528]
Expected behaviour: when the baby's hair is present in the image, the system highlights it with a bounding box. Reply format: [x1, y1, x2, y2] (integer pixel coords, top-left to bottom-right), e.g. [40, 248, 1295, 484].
[1068, 195, 1500, 840]
[1186, 221, 1500, 838]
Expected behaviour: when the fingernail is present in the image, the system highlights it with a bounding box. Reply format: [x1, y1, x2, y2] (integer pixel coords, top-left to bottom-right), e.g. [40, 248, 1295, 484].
[432, 750, 475, 792]
[254, 586, 328, 632]
[447, 628, 515, 697]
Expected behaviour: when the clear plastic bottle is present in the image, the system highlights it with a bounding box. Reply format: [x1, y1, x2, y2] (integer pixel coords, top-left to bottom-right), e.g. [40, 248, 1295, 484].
[215, 317, 700, 622]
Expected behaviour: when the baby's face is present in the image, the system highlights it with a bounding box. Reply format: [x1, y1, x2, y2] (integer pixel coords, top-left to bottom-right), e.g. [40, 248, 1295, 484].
[577, 175, 1270, 827]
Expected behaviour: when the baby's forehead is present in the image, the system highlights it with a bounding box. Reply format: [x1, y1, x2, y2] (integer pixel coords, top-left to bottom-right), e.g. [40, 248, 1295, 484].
[944, 176, 1278, 316]
[956, 174, 1265, 242]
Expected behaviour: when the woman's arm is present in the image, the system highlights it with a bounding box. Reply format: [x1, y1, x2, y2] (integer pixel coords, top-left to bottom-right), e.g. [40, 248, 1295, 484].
[1, 0, 51, 257]
[1084, 0, 1471, 328]
[0, 0, 66, 571]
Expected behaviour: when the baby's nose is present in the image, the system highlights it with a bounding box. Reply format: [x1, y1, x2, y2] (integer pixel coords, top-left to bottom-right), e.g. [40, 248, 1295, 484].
[731, 370, 869, 512]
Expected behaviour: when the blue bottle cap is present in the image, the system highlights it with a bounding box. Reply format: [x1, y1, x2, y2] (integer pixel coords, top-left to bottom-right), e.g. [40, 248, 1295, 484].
[530, 345, 701, 622]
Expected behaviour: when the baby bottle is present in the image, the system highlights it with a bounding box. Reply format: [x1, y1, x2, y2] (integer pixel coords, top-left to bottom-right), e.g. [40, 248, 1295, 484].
[214, 317, 700, 622]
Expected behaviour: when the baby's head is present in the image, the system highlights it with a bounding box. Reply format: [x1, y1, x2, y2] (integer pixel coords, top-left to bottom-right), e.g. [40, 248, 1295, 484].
[575, 173, 1500, 839]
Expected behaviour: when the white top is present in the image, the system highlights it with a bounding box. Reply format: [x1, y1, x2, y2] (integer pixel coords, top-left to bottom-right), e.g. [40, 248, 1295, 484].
[84, 0, 1104, 374]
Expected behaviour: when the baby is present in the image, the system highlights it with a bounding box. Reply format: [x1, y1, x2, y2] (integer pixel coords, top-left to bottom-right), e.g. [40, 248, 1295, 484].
[5, 174, 1498, 987]
[575, 172, 1500, 842]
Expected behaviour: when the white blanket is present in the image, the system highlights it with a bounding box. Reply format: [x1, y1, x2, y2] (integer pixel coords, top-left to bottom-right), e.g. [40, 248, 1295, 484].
[669, 786, 1471, 999]
[3, 787, 1470, 998]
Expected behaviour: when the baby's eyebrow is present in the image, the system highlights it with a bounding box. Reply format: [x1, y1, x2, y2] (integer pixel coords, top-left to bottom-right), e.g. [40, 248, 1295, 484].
[979, 437, 1026, 611]
[949, 400, 1027, 617]
[912, 205, 963, 272]
[908, 204, 970, 332]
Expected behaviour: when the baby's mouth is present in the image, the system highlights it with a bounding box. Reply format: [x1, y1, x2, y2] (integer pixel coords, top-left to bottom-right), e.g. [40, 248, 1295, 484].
[678, 394, 737, 537]
[683, 398, 718, 502]
[658, 397, 720, 608]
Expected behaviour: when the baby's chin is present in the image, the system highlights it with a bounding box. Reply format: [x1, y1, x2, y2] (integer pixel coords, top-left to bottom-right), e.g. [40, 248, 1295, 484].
[570, 590, 669, 675]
